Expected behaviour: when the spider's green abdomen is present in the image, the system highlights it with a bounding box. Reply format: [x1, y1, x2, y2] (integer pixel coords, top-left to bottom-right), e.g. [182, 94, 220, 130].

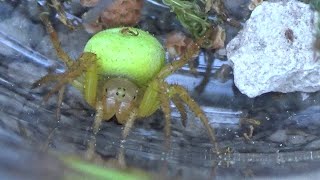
[84, 27, 165, 87]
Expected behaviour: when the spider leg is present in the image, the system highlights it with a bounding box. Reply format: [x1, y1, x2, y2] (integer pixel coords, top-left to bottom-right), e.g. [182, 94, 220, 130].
[40, 86, 65, 151]
[85, 100, 104, 160]
[187, 56, 199, 77]
[171, 95, 187, 127]
[158, 82, 172, 150]
[169, 84, 219, 154]
[35, 53, 96, 102]
[46, 0, 76, 30]
[40, 13, 74, 68]
[56, 85, 65, 121]
[195, 52, 214, 94]
[40, 85, 66, 151]
[38, 52, 95, 151]
[156, 31, 214, 80]
[157, 41, 201, 79]
[121, 110, 138, 140]
[118, 109, 138, 168]
[31, 73, 64, 89]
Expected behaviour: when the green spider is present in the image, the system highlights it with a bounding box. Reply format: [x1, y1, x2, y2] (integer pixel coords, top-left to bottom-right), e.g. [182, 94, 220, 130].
[33, 14, 218, 159]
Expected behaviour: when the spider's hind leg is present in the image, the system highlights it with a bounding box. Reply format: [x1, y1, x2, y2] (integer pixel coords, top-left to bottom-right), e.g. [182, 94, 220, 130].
[169, 84, 219, 154]
[171, 95, 188, 127]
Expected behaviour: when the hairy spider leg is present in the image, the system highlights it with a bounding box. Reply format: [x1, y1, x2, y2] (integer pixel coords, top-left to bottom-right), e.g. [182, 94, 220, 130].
[85, 100, 104, 160]
[143, 31, 218, 153]
[32, 73, 64, 89]
[171, 95, 187, 127]
[156, 44, 200, 79]
[84, 97, 139, 165]
[117, 109, 138, 167]
[40, 85, 65, 151]
[121, 31, 218, 157]
[36, 14, 97, 99]
[38, 12, 76, 121]
[195, 52, 214, 94]
[35, 13, 98, 150]
[154, 31, 219, 153]
[47, 0, 76, 30]
[156, 30, 209, 79]
[84, 30, 217, 162]
[32, 53, 96, 101]
[40, 13, 74, 67]
[169, 85, 219, 153]
[158, 82, 172, 150]
[33, 52, 96, 150]
[56, 85, 65, 121]
[142, 81, 219, 154]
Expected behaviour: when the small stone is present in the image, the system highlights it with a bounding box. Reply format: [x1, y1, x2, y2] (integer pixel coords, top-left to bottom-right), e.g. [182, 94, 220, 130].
[226, 0, 320, 98]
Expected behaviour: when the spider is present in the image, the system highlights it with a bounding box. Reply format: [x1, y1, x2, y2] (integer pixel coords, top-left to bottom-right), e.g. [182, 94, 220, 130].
[33, 14, 219, 160]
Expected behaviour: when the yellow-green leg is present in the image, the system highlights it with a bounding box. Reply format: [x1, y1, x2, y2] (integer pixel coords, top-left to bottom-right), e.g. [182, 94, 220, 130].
[156, 42, 201, 79]
[83, 63, 98, 107]
[117, 109, 138, 168]
[156, 32, 211, 80]
[158, 82, 172, 150]
[46, 0, 76, 30]
[85, 100, 104, 160]
[40, 13, 74, 67]
[169, 84, 219, 154]
[171, 95, 187, 127]
[32, 53, 97, 100]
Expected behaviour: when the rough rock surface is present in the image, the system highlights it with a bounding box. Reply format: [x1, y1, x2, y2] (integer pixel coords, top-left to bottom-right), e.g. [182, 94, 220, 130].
[226, 0, 320, 98]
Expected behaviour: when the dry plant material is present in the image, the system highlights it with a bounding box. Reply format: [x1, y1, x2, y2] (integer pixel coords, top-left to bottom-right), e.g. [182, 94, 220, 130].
[48, 0, 76, 29]
[83, 0, 143, 33]
[248, 0, 264, 10]
[165, 32, 196, 59]
[80, 0, 100, 7]
[165, 32, 199, 74]
[166, 27, 225, 59]
[100, 0, 143, 27]
[210, 0, 225, 16]
[203, 25, 226, 50]
[205, 0, 241, 28]
[205, 0, 213, 12]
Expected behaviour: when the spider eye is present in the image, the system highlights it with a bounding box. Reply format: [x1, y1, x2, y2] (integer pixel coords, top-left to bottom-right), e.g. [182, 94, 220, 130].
[104, 78, 139, 103]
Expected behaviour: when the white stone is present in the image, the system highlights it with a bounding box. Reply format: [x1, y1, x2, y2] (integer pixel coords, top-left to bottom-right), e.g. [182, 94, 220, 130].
[226, 0, 320, 98]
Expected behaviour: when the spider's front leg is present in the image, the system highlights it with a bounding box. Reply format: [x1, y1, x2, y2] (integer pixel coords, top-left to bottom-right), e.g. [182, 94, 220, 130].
[86, 102, 139, 167]
[32, 52, 96, 151]
[34, 12, 93, 120]
[32, 53, 97, 101]
[40, 13, 74, 67]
